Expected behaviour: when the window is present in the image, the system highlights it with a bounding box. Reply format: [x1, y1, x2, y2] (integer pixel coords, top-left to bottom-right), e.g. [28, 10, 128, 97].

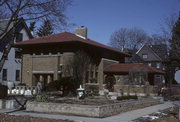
[15, 33, 23, 42]
[156, 63, 160, 69]
[142, 54, 148, 59]
[15, 49, 21, 59]
[2, 69, 7, 81]
[16, 70, 20, 81]
[148, 63, 151, 66]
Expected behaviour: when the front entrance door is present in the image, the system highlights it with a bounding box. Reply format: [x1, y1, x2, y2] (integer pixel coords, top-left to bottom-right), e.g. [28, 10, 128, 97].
[34, 74, 54, 85]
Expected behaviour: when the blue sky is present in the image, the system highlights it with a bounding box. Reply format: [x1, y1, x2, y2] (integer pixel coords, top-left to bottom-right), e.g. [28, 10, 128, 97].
[66, 0, 180, 45]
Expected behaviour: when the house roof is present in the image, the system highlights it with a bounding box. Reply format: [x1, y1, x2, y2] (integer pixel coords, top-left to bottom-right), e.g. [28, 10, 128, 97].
[104, 63, 165, 74]
[0, 18, 33, 39]
[148, 44, 168, 61]
[14, 32, 130, 57]
[137, 45, 162, 61]
[130, 54, 144, 63]
[135, 44, 168, 62]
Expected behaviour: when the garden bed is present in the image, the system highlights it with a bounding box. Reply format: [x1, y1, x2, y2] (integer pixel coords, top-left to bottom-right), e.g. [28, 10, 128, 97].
[26, 98, 161, 118]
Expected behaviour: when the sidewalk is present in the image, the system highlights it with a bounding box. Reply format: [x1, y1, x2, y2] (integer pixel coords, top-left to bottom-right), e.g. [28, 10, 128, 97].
[0, 101, 174, 122]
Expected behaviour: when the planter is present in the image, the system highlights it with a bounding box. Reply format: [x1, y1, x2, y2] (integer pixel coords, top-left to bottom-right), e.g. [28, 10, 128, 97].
[26, 98, 161, 118]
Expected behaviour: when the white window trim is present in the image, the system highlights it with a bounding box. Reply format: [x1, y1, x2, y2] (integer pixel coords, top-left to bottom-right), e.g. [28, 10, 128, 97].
[142, 54, 148, 59]
[156, 63, 160, 69]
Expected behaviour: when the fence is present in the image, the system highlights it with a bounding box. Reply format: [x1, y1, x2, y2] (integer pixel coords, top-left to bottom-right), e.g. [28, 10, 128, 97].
[8, 86, 37, 96]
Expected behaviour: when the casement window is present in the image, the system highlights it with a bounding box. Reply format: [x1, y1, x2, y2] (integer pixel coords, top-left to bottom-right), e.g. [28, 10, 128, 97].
[2, 69, 7, 81]
[16, 70, 20, 81]
[142, 54, 148, 59]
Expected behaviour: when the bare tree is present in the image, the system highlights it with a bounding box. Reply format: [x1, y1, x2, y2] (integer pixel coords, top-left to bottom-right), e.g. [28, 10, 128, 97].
[160, 12, 178, 41]
[0, 0, 72, 38]
[129, 66, 148, 85]
[109, 28, 148, 51]
[109, 28, 128, 51]
[147, 34, 168, 45]
[72, 51, 91, 88]
[0, 9, 9, 19]
[62, 51, 91, 88]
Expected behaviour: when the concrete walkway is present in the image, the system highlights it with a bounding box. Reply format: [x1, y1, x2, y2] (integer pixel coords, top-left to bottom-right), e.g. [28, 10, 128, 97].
[0, 101, 174, 122]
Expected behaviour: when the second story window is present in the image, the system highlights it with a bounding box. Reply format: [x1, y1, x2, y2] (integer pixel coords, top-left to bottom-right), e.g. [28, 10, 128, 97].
[142, 54, 148, 59]
[15, 33, 23, 42]
[15, 49, 21, 59]
[2, 69, 7, 81]
[156, 63, 160, 69]
[16, 70, 20, 81]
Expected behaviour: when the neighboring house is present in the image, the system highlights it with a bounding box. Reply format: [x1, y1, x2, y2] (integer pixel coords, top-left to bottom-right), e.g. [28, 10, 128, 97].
[0, 18, 33, 85]
[14, 27, 164, 96]
[130, 44, 168, 86]
[104, 63, 164, 88]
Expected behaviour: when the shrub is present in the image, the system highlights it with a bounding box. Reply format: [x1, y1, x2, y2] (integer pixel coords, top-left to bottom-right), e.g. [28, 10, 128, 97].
[0, 84, 8, 99]
[46, 77, 77, 96]
[36, 93, 49, 102]
[89, 78, 97, 83]
[86, 85, 99, 96]
[117, 95, 138, 101]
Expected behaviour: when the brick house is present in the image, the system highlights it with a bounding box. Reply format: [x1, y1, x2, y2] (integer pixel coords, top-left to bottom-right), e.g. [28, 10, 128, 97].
[129, 44, 168, 86]
[14, 27, 165, 95]
[14, 27, 130, 90]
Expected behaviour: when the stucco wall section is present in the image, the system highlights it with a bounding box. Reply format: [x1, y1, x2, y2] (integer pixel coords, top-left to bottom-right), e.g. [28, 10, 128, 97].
[32, 56, 59, 72]
[22, 55, 33, 86]
[97, 60, 104, 90]
[97, 58, 119, 90]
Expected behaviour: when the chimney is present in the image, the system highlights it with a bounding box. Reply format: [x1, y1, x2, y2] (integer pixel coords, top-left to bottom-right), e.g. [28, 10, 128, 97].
[75, 26, 87, 39]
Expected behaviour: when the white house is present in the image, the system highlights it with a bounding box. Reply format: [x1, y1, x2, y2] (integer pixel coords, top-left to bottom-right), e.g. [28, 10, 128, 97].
[0, 18, 33, 85]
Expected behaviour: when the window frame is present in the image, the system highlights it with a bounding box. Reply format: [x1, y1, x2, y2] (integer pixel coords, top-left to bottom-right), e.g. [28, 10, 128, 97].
[156, 63, 160, 69]
[15, 49, 22, 59]
[2, 69, 7, 81]
[15, 70, 20, 81]
[142, 54, 148, 59]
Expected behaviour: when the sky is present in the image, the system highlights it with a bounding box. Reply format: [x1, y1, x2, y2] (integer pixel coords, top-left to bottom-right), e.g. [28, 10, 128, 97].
[66, 0, 180, 45]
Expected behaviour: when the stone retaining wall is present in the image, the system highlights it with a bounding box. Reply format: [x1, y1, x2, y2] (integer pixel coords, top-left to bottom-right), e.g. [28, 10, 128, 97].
[26, 98, 161, 118]
[0, 100, 4, 109]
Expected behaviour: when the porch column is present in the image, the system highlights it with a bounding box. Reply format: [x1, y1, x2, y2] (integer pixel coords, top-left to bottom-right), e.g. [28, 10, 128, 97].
[93, 65, 96, 79]
[39, 75, 44, 82]
[47, 75, 52, 84]
[88, 64, 91, 83]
